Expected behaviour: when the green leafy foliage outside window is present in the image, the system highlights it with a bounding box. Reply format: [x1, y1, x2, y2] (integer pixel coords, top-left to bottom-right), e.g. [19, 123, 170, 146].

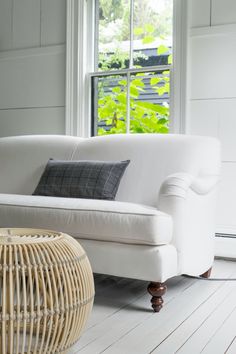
[97, 69, 170, 135]
[97, 53, 170, 135]
[97, 1, 172, 135]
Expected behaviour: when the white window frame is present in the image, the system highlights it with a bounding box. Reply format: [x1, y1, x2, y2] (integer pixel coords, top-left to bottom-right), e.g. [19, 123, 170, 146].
[65, 0, 189, 137]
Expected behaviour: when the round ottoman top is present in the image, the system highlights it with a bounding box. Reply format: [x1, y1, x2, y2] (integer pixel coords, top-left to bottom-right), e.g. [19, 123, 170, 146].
[0, 228, 65, 245]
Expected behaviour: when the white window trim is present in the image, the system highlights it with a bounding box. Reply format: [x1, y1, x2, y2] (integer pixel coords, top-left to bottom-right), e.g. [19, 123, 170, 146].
[170, 0, 189, 134]
[65, 0, 94, 137]
[65, 0, 189, 137]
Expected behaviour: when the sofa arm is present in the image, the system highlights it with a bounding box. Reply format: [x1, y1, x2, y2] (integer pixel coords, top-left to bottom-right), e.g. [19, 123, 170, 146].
[158, 172, 220, 199]
[157, 172, 220, 276]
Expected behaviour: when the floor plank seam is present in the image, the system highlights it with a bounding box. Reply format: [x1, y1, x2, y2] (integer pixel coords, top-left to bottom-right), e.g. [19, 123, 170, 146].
[77, 278, 188, 352]
[97, 278, 197, 354]
[200, 290, 236, 353]
[70, 261, 236, 354]
[174, 283, 236, 353]
[76, 290, 151, 352]
[149, 272, 236, 353]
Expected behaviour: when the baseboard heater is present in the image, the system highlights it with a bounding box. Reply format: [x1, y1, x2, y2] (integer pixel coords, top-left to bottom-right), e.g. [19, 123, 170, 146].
[216, 233, 236, 238]
[215, 233, 236, 259]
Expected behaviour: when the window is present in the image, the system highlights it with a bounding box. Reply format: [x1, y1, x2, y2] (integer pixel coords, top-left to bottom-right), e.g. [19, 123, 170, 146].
[90, 0, 173, 136]
[65, 0, 187, 137]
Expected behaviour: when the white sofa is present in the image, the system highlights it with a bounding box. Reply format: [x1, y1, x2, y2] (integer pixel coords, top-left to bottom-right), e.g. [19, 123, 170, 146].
[0, 133, 221, 311]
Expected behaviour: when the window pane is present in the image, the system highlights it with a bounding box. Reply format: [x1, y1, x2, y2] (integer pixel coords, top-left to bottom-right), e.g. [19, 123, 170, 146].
[92, 1, 173, 136]
[96, 0, 130, 71]
[92, 75, 127, 135]
[133, 0, 173, 68]
[130, 70, 170, 133]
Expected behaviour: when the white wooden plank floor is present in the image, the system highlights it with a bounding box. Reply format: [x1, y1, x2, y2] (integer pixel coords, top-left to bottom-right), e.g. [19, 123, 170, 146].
[69, 259, 236, 354]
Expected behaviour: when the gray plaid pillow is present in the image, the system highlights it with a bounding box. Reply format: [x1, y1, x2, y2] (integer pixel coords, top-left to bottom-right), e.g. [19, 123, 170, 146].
[33, 159, 130, 200]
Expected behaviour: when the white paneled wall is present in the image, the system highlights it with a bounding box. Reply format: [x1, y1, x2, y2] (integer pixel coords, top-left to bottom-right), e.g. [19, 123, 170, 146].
[190, 0, 211, 28]
[0, 108, 65, 137]
[0, 0, 66, 137]
[190, 28, 236, 100]
[188, 0, 236, 233]
[0, 47, 65, 109]
[41, 0, 66, 46]
[0, 0, 12, 51]
[212, 0, 236, 25]
[12, 0, 41, 49]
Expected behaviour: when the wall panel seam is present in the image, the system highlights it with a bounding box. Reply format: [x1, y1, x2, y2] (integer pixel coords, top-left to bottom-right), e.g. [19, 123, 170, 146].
[0, 106, 65, 111]
[0, 44, 65, 60]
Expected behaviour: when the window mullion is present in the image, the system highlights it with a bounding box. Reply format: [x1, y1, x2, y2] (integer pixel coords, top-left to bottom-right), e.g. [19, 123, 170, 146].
[89, 65, 170, 78]
[126, 0, 134, 134]
[129, 0, 134, 69]
[94, 0, 99, 71]
[126, 72, 131, 134]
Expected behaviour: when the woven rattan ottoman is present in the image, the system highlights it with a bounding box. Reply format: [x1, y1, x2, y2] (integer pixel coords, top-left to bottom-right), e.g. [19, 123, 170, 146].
[0, 228, 94, 354]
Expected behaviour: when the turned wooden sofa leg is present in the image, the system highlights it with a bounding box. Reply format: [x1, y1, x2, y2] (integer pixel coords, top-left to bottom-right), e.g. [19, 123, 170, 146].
[200, 267, 212, 278]
[147, 282, 167, 312]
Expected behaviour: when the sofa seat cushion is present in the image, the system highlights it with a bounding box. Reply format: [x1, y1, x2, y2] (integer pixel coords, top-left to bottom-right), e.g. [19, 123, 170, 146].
[0, 194, 172, 246]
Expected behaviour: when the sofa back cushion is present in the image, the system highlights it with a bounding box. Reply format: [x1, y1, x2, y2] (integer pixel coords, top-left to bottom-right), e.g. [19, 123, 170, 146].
[0, 134, 220, 207]
[71, 134, 221, 207]
[0, 135, 82, 195]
